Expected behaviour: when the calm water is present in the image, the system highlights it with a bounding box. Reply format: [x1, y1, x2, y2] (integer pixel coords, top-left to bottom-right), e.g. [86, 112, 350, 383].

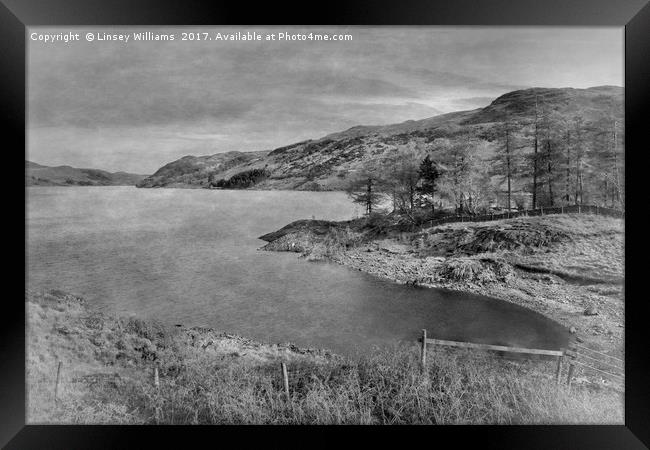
[26, 186, 568, 356]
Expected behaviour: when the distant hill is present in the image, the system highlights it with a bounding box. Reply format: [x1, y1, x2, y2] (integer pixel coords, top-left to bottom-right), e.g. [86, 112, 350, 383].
[26, 161, 148, 187]
[136, 151, 269, 188]
[137, 86, 624, 191]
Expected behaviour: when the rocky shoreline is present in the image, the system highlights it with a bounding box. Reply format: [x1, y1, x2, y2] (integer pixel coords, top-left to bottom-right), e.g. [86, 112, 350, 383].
[259, 214, 625, 378]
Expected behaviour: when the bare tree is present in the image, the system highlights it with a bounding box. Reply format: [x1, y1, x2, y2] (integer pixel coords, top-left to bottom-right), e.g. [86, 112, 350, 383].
[573, 117, 585, 205]
[345, 166, 384, 215]
[377, 143, 425, 214]
[490, 115, 519, 210]
[532, 95, 540, 208]
[417, 154, 440, 217]
[563, 126, 572, 204]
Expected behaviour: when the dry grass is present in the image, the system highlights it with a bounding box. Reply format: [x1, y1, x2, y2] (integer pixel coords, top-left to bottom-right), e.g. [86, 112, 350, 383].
[41, 346, 622, 425]
[412, 214, 623, 283]
[27, 290, 623, 425]
[434, 257, 514, 284]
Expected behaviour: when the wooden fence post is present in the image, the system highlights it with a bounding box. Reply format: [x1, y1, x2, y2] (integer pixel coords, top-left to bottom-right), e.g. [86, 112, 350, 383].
[54, 361, 62, 403]
[154, 364, 160, 389]
[561, 206, 564, 214]
[578, 205, 581, 214]
[281, 362, 290, 400]
[540, 206, 544, 215]
[555, 356, 563, 384]
[420, 329, 427, 372]
[567, 363, 576, 387]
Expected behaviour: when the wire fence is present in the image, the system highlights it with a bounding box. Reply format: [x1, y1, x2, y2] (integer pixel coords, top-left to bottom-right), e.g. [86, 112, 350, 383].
[563, 340, 624, 387]
[424, 204, 624, 229]
[417, 330, 624, 389]
[106, 334, 621, 409]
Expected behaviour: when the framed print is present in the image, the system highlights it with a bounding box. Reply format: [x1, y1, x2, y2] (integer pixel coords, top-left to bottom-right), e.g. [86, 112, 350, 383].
[2, 0, 648, 448]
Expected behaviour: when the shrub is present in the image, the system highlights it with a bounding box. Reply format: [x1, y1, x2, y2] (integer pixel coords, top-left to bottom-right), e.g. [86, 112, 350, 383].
[122, 317, 167, 343]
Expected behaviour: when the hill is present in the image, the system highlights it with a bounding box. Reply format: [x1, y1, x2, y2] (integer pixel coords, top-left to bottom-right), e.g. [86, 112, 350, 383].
[136, 150, 268, 188]
[136, 86, 623, 193]
[26, 161, 148, 187]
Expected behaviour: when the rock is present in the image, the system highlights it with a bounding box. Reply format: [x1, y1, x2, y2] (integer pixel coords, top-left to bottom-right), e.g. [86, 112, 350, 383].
[258, 219, 340, 242]
[569, 326, 577, 334]
[541, 274, 556, 283]
[54, 325, 71, 335]
[583, 306, 599, 316]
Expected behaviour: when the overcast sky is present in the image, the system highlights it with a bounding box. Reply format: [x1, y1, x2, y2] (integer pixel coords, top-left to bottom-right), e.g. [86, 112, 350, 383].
[27, 26, 623, 174]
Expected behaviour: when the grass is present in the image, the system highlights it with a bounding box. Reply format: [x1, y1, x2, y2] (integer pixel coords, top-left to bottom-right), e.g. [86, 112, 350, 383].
[409, 214, 623, 282]
[122, 347, 622, 425]
[27, 290, 623, 425]
[435, 257, 513, 284]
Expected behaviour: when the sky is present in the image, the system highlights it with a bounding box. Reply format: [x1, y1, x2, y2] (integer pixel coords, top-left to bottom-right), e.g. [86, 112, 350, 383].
[27, 26, 623, 174]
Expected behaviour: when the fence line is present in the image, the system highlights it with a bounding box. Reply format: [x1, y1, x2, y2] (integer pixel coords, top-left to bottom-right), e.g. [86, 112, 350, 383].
[572, 343, 624, 363]
[417, 330, 567, 388]
[423, 204, 624, 229]
[564, 343, 624, 386]
[417, 330, 624, 388]
[570, 360, 624, 381]
[418, 336, 564, 357]
[572, 352, 623, 372]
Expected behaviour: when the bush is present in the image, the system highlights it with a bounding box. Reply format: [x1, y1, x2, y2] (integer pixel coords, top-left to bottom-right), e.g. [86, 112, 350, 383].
[435, 258, 513, 283]
[122, 317, 167, 343]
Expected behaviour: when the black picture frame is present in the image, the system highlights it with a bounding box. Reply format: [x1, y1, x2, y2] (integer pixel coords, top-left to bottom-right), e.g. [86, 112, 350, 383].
[3, 0, 648, 448]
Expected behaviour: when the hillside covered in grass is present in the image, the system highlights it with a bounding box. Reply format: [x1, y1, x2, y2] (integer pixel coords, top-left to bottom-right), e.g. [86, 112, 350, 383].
[136, 86, 623, 197]
[27, 290, 621, 424]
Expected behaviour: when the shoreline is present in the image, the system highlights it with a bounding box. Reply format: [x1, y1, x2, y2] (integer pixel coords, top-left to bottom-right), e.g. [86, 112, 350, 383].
[259, 213, 625, 372]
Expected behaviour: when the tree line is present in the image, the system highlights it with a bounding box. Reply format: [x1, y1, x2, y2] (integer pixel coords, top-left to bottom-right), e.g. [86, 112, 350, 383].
[210, 168, 269, 189]
[346, 98, 624, 219]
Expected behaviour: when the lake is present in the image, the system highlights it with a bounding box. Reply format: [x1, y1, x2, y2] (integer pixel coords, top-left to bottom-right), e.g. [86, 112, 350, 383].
[26, 186, 568, 356]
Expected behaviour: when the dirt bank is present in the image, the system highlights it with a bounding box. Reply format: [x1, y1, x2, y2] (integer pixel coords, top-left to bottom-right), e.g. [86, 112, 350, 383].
[26, 290, 339, 423]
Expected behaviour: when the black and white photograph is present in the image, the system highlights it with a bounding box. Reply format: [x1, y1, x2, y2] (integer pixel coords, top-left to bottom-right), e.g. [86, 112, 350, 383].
[23, 24, 628, 426]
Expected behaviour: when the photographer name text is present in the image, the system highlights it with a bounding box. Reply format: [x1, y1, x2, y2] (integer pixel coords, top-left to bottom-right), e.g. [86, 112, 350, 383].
[30, 31, 353, 44]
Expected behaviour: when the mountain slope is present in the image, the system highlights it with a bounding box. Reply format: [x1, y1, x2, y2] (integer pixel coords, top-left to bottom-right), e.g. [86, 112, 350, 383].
[26, 161, 148, 187]
[136, 151, 269, 188]
[137, 86, 623, 191]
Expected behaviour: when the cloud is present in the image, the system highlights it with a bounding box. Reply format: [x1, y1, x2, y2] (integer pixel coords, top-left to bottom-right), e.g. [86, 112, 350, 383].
[395, 68, 528, 92]
[27, 26, 623, 172]
[446, 96, 498, 110]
